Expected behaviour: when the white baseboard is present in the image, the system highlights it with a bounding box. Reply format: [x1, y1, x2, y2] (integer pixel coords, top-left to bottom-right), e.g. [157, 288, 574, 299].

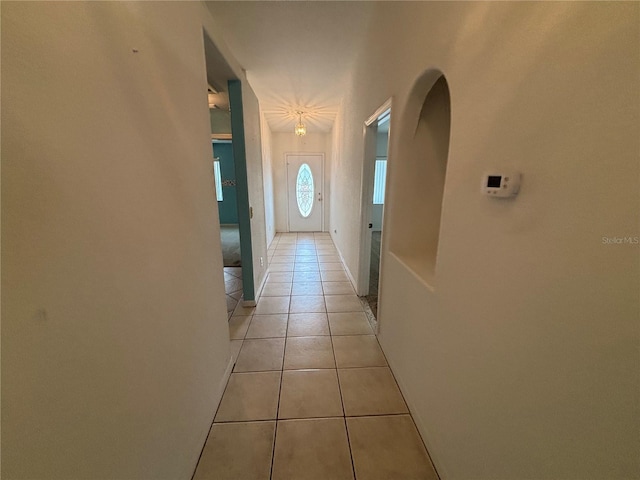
[251, 267, 269, 305]
[334, 241, 359, 293]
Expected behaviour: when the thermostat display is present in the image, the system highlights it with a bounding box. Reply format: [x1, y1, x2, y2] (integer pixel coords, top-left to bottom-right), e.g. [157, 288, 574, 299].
[483, 172, 521, 197]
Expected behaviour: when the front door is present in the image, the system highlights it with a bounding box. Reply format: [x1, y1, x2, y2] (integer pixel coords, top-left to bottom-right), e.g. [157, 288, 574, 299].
[287, 154, 324, 232]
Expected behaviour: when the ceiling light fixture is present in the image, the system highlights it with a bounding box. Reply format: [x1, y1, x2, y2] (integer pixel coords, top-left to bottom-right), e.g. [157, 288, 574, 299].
[294, 111, 307, 136]
[208, 85, 219, 109]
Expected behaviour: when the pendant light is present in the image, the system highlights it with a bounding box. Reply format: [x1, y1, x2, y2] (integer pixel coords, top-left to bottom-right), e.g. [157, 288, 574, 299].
[294, 111, 307, 136]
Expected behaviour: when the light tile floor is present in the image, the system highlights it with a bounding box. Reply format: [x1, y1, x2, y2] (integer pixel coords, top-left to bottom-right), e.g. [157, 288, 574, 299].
[224, 266, 243, 319]
[195, 233, 438, 480]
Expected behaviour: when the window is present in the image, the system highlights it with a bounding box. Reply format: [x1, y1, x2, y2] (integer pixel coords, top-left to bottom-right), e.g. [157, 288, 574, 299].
[296, 163, 314, 217]
[213, 160, 223, 201]
[372, 159, 387, 204]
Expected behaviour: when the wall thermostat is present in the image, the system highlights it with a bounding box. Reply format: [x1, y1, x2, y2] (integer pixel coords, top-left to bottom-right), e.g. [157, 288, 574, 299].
[483, 172, 521, 197]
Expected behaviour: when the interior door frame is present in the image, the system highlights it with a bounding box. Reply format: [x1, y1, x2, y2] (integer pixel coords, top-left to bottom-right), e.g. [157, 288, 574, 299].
[357, 99, 392, 300]
[285, 152, 325, 232]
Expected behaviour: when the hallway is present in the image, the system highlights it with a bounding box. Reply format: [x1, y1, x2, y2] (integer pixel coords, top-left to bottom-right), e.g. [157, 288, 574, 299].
[194, 233, 438, 479]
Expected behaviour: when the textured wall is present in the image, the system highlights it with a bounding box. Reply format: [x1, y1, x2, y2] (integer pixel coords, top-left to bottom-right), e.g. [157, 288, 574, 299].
[330, 2, 639, 478]
[1, 2, 253, 478]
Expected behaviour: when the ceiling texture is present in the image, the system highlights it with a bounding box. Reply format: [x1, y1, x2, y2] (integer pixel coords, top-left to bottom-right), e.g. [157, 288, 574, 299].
[205, 1, 375, 134]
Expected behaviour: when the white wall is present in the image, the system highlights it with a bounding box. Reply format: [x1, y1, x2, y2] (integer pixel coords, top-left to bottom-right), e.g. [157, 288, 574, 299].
[331, 2, 639, 478]
[239, 84, 270, 291]
[1, 2, 260, 478]
[271, 132, 332, 232]
[260, 114, 276, 247]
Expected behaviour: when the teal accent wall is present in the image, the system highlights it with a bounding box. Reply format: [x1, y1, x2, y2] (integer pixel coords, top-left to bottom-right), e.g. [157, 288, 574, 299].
[213, 142, 238, 224]
[228, 80, 255, 302]
[210, 108, 232, 134]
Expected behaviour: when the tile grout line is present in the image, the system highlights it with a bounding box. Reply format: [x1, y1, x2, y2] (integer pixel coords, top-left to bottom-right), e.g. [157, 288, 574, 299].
[268, 277, 292, 480]
[267, 233, 287, 480]
[212, 411, 412, 426]
[190, 340, 240, 480]
[325, 246, 358, 480]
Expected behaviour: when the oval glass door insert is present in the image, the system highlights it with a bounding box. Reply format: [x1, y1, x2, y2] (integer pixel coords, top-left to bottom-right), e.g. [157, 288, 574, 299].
[296, 163, 314, 218]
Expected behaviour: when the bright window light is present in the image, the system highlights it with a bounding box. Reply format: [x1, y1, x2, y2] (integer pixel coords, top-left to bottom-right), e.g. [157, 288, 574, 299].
[214, 160, 223, 201]
[372, 159, 387, 204]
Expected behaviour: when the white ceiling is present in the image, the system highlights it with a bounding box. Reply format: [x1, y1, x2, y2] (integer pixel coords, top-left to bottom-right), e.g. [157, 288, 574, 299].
[205, 1, 374, 133]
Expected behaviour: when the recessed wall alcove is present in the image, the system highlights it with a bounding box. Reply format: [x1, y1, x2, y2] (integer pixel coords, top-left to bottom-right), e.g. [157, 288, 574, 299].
[388, 72, 451, 287]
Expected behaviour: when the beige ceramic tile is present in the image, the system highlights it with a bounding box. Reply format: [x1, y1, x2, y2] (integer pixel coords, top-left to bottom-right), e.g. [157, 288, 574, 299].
[289, 295, 326, 313]
[214, 371, 281, 421]
[328, 312, 373, 335]
[261, 282, 293, 297]
[296, 246, 315, 251]
[245, 314, 288, 339]
[284, 336, 335, 369]
[193, 421, 275, 480]
[272, 418, 354, 480]
[287, 313, 330, 336]
[293, 271, 321, 282]
[291, 281, 324, 296]
[295, 255, 317, 263]
[234, 338, 285, 372]
[255, 296, 290, 315]
[319, 263, 345, 271]
[230, 339, 243, 361]
[296, 248, 318, 263]
[233, 303, 256, 316]
[229, 315, 252, 340]
[229, 289, 243, 300]
[332, 335, 387, 368]
[322, 281, 355, 295]
[278, 369, 343, 419]
[224, 267, 243, 278]
[270, 255, 295, 264]
[347, 415, 438, 480]
[269, 263, 295, 272]
[338, 367, 408, 416]
[267, 271, 294, 283]
[318, 254, 341, 263]
[325, 295, 363, 313]
[316, 248, 338, 255]
[321, 270, 350, 282]
[293, 263, 320, 272]
[225, 277, 243, 293]
[226, 295, 238, 313]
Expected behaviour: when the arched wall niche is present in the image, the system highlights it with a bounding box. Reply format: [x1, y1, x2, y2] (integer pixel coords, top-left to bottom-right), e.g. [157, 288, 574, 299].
[388, 70, 451, 287]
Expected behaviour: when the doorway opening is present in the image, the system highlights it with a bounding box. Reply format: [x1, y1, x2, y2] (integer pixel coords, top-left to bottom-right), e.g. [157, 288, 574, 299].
[204, 31, 256, 320]
[212, 139, 241, 268]
[359, 101, 391, 324]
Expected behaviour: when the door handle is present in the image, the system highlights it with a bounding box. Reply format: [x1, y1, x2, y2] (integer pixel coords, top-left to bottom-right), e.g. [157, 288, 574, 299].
[317, 192, 323, 202]
[368, 223, 373, 229]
